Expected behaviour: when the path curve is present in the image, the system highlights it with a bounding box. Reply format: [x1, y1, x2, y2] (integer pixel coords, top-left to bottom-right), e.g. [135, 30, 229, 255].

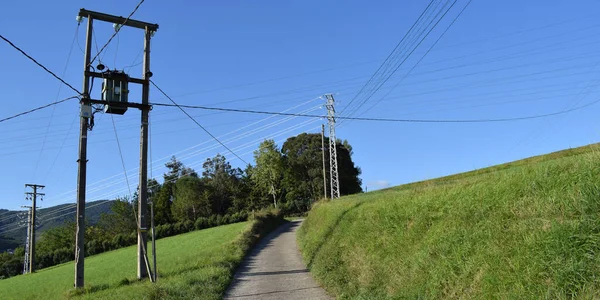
[225, 219, 330, 299]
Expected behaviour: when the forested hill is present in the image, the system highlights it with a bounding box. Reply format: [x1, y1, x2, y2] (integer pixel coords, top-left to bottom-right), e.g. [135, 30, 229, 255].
[0, 200, 114, 252]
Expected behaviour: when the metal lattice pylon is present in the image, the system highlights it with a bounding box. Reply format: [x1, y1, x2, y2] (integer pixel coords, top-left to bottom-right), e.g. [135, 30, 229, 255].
[325, 94, 340, 199]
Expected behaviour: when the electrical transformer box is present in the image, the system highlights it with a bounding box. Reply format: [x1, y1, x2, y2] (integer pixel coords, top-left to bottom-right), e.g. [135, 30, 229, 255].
[102, 71, 130, 114]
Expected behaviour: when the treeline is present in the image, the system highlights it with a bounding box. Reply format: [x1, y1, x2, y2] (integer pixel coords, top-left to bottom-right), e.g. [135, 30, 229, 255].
[0, 133, 362, 279]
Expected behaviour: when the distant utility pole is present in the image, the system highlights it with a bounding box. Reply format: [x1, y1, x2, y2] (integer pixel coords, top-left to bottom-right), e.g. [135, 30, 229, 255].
[20, 206, 31, 274]
[324, 94, 340, 199]
[24, 184, 44, 273]
[321, 124, 327, 199]
[75, 9, 158, 288]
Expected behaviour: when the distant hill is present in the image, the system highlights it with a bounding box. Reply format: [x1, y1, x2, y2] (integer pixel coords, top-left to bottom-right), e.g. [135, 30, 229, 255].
[0, 200, 114, 252]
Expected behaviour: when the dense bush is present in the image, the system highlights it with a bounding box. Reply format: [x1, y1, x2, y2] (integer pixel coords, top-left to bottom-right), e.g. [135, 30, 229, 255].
[0, 250, 23, 279]
[194, 217, 209, 230]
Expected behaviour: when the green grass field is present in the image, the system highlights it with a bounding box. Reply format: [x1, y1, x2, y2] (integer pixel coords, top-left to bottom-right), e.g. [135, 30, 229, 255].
[0, 222, 248, 299]
[298, 143, 600, 299]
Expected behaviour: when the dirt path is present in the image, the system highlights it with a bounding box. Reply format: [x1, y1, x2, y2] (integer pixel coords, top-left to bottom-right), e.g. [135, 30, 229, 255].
[224, 220, 331, 299]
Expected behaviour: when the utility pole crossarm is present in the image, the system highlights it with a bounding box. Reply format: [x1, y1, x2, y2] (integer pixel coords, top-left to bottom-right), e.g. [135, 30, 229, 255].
[78, 9, 158, 31]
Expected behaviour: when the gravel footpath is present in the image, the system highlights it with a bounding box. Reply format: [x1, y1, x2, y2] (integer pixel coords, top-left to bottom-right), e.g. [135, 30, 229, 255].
[224, 220, 331, 300]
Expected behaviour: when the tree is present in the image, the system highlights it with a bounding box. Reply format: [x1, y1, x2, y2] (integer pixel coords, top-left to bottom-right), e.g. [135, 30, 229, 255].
[202, 154, 242, 215]
[37, 222, 76, 254]
[164, 156, 197, 183]
[171, 176, 211, 222]
[251, 140, 284, 207]
[338, 140, 363, 195]
[281, 133, 362, 212]
[153, 181, 174, 225]
[98, 197, 137, 236]
[231, 164, 268, 213]
[156, 156, 198, 224]
[148, 178, 161, 200]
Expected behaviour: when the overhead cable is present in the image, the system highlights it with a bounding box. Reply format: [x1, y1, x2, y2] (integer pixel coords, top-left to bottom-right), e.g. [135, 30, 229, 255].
[0, 96, 79, 124]
[150, 97, 600, 123]
[87, 0, 146, 66]
[150, 80, 249, 165]
[0, 34, 81, 95]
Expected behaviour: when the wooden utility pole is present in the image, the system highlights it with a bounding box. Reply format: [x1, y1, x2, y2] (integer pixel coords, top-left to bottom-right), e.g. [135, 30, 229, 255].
[21, 205, 31, 274]
[74, 14, 93, 288]
[75, 9, 158, 287]
[137, 26, 152, 280]
[25, 184, 44, 273]
[321, 124, 327, 199]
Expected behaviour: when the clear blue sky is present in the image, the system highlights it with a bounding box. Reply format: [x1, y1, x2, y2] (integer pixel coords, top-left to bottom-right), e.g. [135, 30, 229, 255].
[1, 0, 600, 212]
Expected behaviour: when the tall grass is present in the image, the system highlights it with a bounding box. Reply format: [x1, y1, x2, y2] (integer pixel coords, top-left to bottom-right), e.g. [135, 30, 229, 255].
[298, 145, 600, 299]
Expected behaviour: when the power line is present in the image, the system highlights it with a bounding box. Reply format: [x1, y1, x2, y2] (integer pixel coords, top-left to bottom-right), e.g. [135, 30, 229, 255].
[88, 118, 321, 203]
[87, 0, 146, 66]
[345, 0, 460, 118]
[341, 0, 438, 114]
[111, 115, 133, 198]
[150, 97, 600, 123]
[149, 14, 598, 102]
[150, 80, 249, 165]
[2, 59, 589, 140]
[3, 46, 593, 136]
[0, 96, 79, 124]
[359, 0, 473, 117]
[42, 100, 322, 204]
[0, 34, 81, 95]
[33, 25, 80, 181]
[44, 105, 322, 205]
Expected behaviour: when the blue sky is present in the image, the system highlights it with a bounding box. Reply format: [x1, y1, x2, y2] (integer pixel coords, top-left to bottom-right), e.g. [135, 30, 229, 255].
[1, 0, 600, 213]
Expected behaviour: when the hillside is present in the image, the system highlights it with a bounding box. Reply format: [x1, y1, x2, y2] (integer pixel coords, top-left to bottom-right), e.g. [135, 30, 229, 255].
[0, 200, 114, 252]
[298, 143, 600, 299]
[0, 222, 247, 299]
[0, 210, 284, 299]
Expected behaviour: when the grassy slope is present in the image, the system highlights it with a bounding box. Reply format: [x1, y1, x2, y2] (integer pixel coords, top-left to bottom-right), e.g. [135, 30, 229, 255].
[1, 222, 247, 299]
[298, 143, 600, 299]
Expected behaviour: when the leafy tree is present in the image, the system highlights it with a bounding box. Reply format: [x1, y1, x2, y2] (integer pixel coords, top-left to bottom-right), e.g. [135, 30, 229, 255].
[153, 181, 174, 225]
[251, 139, 284, 207]
[37, 222, 76, 254]
[338, 140, 363, 195]
[0, 249, 23, 279]
[148, 178, 161, 199]
[171, 176, 211, 222]
[230, 164, 269, 213]
[202, 154, 242, 214]
[98, 197, 136, 236]
[281, 133, 362, 212]
[164, 156, 198, 183]
[156, 156, 198, 223]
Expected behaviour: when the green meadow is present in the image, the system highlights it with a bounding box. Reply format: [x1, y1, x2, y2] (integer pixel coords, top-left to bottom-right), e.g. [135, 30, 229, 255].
[299, 144, 600, 299]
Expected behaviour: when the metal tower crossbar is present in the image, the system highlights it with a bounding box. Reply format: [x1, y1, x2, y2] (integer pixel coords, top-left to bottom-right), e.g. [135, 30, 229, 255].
[325, 94, 340, 199]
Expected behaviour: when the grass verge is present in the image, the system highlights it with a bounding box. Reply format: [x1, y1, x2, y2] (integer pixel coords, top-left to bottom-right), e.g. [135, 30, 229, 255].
[0, 209, 285, 300]
[298, 144, 600, 299]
